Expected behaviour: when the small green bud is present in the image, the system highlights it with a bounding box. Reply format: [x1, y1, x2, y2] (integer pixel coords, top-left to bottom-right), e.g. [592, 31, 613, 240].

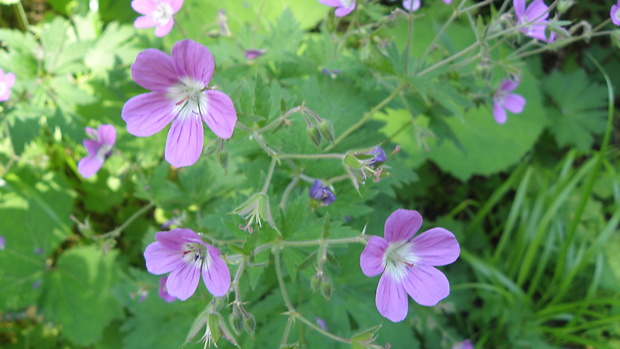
[320, 277, 332, 300]
[311, 273, 321, 292]
[317, 120, 335, 143]
[306, 125, 322, 147]
[217, 148, 228, 172]
[243, 312, 256, 336]
[229, 312, 243, 335]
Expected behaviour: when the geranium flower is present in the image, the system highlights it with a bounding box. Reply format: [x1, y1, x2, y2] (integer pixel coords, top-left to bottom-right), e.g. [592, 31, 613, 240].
[0, 68, 16, 102]
[360, 209, 460, 322]
[144, 228, 231, 300]
[309, 180, 336, 206]
[121, 39, 237, 168]
[78, 124, 116, 178]
[367, 146, 386, 167]
[493, 79, 526, 124]
[132, 0, 183, 37]
[318, 0, 356, 17]
[514, 0, 555, 42]
[611, 1, 620, 26]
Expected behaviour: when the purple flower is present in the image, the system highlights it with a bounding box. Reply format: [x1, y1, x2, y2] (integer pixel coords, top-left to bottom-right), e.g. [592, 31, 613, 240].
[144, 228, 231, 300]
[78, 124, 116, 178]
[244, 49, 266, 60]
[493, 79, 526, 124]
[0, 236, 5, 250]
[360, 209, 460, 322]
[452, 339, 474, 349]
[0, 68, 16, 102]
[402, 0, 420, 11]
[158, 275, 177, 302]
[309, 180, 336, 206]
[367, 146, 386, 167]
[318, 0, 356, 17]
[132, 0, 183, 37]
[612, 1, 620, 26]
[122, 39, 237, 168]
[514, 0, 555, 43]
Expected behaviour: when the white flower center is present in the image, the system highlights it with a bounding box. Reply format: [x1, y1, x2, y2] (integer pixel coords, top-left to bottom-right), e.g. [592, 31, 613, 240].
[152, 1, 174, 25]
[0, 81, 6, 97]
[383, 240, 417, 281]
[167, 77, 209, 121]
[182, 242, 210, 269]
[340, 0, 353, 7]
[615, 8, 620, 22]
[96, 143, 114, 159]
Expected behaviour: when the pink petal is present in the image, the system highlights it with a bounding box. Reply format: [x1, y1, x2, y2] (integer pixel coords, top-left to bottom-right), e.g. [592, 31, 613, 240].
[376, 273, 408, 322]
[165, 115, 204, 168]
[0, 90, 11, 102]
[384, 209, 422, 243]
[97, 124, 117, 146]
[4, 72, 15, 88]
[144, 242, 185, 274]
[122, 92, 176, 137]
[411, 228, 460, 266]
[493, 102, 507, 124]
[166, 262, 201, 301]
[158, 276, 177, 302]
[513, 0, 525, 18]
[134, 15, 158, 29]
[504, 94, 526, 114]
[171, 39, 214, 85]
[318, 0, 342, 7]
[360, 236, 388, 277]
[403, 0, 421, 12]
[154, 19, 174, 37]
[499, 79, 519, 93]
[169, 0, 183, 13]
[443, 0, 452, 4]
[155, 228, 203, 250]
[525, 0, 549, 22]
[401, 265, 450, 306]
[202, 246, 231, 297]
[204, 90, 237, 139]
[334, 3, 355, 16]
[131, 0, 156, 14]
[131, 49, 178, 91]
[77, 155, 104, 178]
[83, 139, 99, 156]
[612, 5, 620, 26]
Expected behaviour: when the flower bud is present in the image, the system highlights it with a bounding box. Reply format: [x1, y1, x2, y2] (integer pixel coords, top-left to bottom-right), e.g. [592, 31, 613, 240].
[320, 276, 332, 300]
[311, 273, 321, 292]
[217, 147, 228, 172]
[306, 125, 322, 148]
[229, 312, 244, 335]
[317, 120, 335, 143]
[243, 312, 256, 337]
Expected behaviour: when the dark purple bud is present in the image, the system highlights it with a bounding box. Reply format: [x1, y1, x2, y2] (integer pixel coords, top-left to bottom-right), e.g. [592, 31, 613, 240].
[368, 147, 386, 167]
[309, 180, 336, 206]
[245, 49, 266, 60]
[321, 68, 340, 77]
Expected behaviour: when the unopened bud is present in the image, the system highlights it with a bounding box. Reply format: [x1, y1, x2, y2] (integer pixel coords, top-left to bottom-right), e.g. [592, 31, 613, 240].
[229, 312, 244, 335]
[320, 277, 332, 300]
[317, 120, 335, 143]
[306, 125, 322, 147]
[557, 0, 575, 13]
[311, 273, 321, 292]
[243, 312, 256, 336]
[218, 148, 228, 172]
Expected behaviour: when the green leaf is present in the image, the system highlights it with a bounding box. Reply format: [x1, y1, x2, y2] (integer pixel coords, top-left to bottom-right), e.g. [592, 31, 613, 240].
[543, 69, 608, 150]
[42, 246, 123, 346]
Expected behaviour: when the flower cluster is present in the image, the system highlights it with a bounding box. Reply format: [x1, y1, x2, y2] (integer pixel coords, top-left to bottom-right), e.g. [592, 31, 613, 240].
[360, 209, 460, 322]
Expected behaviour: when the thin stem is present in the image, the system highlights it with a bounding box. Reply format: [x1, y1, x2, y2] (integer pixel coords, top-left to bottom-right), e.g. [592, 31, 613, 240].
[417, 41, 479, 76]
[259, 105, 304, 133]
[274, 247, 295, 311]
[403, 11, 414, 75]
[294, 314, 351, 344]
[97, 202, 156, 239]
[325, 81, 409, 150]
[275, 153, 344, 160]
[280, 176, 300, 211]
[13, 3, 29, 31]
[261, 157, 277, 194]
[280, 315, 296, 348]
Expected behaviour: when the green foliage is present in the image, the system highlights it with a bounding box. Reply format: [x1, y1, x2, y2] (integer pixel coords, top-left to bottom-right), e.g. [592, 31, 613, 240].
[543, 69, 608, 150]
